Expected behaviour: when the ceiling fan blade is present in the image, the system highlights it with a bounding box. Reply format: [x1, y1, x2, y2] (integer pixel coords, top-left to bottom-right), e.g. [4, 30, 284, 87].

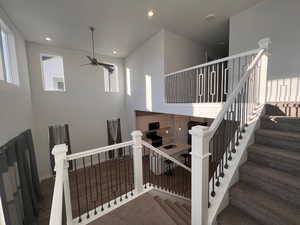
[97, 62, 114, 68]
[80, 63, 92, 67]
[86, 55, 93, 61]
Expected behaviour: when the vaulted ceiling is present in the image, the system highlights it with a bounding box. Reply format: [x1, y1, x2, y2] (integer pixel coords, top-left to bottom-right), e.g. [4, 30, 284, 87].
[0, 0, 262, 57]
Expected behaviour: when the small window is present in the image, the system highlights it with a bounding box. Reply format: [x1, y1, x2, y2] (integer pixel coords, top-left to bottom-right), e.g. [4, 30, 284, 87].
[0, 18, 19, 85]
[41, 54, 66, 91]
[104, 64, 119, 92]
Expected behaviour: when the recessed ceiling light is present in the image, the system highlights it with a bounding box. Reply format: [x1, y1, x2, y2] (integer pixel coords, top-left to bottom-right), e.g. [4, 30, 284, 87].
[45, 37, 52, 41]
[113, 50, 117, 54]
[148, 10, 154, 18]
[205, 13, 216, 21]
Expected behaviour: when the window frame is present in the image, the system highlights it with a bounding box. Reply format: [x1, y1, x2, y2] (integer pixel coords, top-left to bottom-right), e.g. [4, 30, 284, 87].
[103, 63, 119, 93]
[40, 53, 66, 92]
[0, 17, 19, 86]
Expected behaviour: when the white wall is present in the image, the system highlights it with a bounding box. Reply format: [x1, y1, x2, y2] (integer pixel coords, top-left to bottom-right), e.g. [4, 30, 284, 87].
[229, 0, 300, 102]
[27, 42, 128, 180]
[125, 30, 165, 133]
[125, 29, 221, 134]
[164, 30, 206, 74]
[0, 7, 33, 146]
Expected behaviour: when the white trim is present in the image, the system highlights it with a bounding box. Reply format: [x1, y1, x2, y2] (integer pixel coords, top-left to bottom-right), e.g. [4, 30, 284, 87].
[67, 141, 133, 161]
[207, 105, 265, 225]
[142, 141, 191, 172]
[165, 48, 261, 77]
[207, 49, 265, 137]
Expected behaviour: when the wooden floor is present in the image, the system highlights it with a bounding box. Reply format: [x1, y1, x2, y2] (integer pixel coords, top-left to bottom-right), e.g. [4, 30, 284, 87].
[37, 155, 191, 225]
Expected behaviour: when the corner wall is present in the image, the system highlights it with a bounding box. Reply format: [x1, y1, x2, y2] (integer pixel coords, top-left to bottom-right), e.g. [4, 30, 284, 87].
[0, 7, 33, 146]
[229, 0, 300, 102]
[125, 30, 221, 134]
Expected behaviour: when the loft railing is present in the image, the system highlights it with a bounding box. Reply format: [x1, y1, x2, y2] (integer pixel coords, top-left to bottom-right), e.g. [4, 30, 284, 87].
[49, 131, 191, 225]
[165, 49, 261, 104]
[190, 38, 270, 225]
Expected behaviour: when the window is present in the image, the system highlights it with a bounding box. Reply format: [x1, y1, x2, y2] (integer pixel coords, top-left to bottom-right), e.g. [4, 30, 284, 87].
[41, 54, 66, 91]
[104, 64, 119, 92]
[145, 74, 152, 111]
[126, 67, 131, 96]
[0, 18, 19, 85]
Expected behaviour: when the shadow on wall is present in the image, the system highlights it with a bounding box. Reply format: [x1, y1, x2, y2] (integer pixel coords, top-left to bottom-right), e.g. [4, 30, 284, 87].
[267, 75, 300, 103]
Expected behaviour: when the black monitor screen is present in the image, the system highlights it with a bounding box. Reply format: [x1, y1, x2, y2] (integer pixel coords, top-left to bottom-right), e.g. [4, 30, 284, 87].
[149, 122, 160, 130]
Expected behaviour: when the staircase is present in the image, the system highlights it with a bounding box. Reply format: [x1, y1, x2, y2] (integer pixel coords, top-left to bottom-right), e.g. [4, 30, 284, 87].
[88, 193, 191, 225]
[217, 110, 300, 225]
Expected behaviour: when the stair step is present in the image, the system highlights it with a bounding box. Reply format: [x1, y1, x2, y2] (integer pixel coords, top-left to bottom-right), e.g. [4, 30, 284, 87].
[240, 161, 300, 207]
[182, 203, 191, 212]
[261, 116, 300, 133]
[217, 205, 262, 225]
[230, 182, 300, 225]
[265, 103, 300, 117]
[153, 196, 187, 225]
[174, 202, 190, 218]
[248, 144, 300, 176]
[165, 199, 190, 224]
[255, 129, 300, 152]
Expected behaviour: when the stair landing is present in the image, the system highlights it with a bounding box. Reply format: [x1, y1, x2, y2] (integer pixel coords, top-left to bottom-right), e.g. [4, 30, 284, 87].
[88, 192, 191, 225]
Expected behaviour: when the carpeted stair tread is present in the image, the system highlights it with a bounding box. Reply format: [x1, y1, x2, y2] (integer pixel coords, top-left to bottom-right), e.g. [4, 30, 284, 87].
[231, 182, 300, 225]
[182, 203, 191, 212]
[249, 144, 300, 162]
[174, 202, 190, 218]
[248, 144, 300, 176]
[217, 205, 262, 225]
[154, 196, 186, 225]
[256, 128, 300, 140]
[255, 129, 300, 151]
[165, 199, 190, 224]
[261, 116, 300, 132]
[88, 193, 177, 225]
[240, 161, 300, 206]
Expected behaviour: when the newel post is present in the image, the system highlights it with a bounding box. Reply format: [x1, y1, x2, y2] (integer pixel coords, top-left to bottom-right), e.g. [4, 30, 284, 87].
[190, 126, 210, 225]
[258, 37, 271, 104]
[52, 144, 73, 225]
[131, 130, 144, 194]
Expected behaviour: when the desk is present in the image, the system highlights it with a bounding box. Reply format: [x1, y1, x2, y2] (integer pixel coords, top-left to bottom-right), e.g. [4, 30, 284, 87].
[150, 143, 191, 175]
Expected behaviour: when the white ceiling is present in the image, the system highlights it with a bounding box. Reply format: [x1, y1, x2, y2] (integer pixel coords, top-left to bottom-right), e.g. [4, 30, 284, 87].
[0, 0, 262, 58]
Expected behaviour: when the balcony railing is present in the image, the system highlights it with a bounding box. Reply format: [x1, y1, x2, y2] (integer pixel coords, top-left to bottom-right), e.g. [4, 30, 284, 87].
[165, 49, 262, 104]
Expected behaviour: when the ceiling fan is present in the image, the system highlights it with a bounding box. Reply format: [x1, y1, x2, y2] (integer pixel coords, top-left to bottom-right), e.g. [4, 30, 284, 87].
[82, 27, 114, 73]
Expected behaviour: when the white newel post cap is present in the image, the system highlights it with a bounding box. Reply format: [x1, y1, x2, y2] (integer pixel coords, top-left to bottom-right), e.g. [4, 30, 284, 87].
[189, 125, 209, 137]
[258, 37, 271, 50]
[52, 144, 68, 159]
[189, 125, 211, 158]
[131, 130, 143, 138]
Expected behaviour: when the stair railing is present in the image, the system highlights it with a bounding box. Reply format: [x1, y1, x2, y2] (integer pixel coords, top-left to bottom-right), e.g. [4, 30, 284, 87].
[49, 131, 192, 225]
[165, 48, 262, 104]
[190, 38, 271, 225]
[142, 141, 191, 199]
